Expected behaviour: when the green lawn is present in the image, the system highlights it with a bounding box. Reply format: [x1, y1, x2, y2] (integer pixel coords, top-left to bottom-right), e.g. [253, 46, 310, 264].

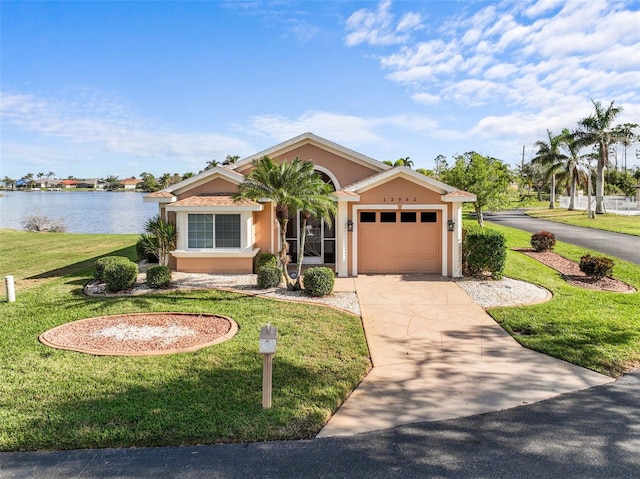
[475, 221, 640, 377]
[525, 208, 640, 236]
[1, 226, 639, 452]
[0, 230, 370, 451]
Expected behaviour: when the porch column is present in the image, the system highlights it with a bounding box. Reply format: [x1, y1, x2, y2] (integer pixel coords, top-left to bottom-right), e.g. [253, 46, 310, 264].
[451, 203, 463, 277]
[336, 201, 348, 277]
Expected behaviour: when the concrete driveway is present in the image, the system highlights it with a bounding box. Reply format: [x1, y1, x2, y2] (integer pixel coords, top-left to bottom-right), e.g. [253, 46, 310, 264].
[319, 275, 613, 436]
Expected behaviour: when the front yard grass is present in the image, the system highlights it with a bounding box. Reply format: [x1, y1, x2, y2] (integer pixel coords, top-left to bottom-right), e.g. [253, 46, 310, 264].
[0, 231, 370, 452]
[524, 208, 640, 236]
[478, 221, 640, 377]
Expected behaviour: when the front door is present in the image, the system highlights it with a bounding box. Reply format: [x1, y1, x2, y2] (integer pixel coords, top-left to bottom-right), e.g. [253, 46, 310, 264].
[303, 217, 323, 264]
[285, 212, 335, 265]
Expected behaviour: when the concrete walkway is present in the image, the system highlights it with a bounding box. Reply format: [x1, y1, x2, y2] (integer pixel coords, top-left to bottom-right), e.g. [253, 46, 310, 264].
[319, 275, 613, 437]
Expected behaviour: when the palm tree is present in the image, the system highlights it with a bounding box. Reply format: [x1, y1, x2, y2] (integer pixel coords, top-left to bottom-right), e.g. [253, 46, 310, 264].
[141, 215, 177, 266]
[560, 129, 589, 210]
[223, 155, 240, 166]
[159, 173, 172, 188]
[577, 100, 623, 214]
[532, 130, 567, 209]
[234, 156, 336, 290]
[614, 123, 639, 171]
[205, 159, 220, 170]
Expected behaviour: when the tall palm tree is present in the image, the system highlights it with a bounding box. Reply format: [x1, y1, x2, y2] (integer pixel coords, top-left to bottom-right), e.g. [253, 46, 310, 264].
[560, 129, 588, 211]
[532, 130, 567, 209]
[577, 100, 623, 214]
[234, 156, 336, 290]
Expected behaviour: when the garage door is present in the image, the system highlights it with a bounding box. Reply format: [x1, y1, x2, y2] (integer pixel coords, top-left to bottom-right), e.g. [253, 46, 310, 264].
[357, 210, 441, 274]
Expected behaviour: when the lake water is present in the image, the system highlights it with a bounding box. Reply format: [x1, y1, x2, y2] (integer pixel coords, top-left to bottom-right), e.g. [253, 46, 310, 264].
[0, 191, 158, 234]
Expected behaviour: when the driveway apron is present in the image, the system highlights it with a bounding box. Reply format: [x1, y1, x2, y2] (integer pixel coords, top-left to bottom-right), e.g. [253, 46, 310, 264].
[318, 275, 613, 437]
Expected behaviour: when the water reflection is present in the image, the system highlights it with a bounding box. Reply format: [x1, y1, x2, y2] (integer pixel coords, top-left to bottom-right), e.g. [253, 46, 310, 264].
[0, 191, 158, 234]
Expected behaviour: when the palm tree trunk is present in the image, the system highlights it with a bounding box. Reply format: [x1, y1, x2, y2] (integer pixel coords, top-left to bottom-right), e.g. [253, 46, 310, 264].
[596, 155, 605, 214]
[549, 174, 556, 209]
[278, 219, 293, 288]
[293, 218, 309, 291]
[568, 169, 577, 210]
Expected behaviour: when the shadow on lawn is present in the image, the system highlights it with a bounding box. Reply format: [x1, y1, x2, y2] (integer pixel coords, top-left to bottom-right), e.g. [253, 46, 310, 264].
[26, 246, 136, 281]
[7, 355, 342, 451]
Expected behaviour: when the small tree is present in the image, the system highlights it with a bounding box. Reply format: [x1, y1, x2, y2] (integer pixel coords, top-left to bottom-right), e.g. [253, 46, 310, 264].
[140, 215, 176, 266]
[441, 152, 514, 226]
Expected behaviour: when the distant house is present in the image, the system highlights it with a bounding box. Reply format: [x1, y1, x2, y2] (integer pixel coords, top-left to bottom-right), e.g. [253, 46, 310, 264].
[144, 132, 476, 277]
[120, 178, 142, 190]
[61, 180, 79, 189]
[76, 178, 99, 189]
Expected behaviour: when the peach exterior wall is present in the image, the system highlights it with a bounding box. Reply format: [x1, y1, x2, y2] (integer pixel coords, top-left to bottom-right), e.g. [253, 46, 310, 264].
[176, 257, 254, 274]
[235, 144, 381, 189]
[179, 178, 239, 198]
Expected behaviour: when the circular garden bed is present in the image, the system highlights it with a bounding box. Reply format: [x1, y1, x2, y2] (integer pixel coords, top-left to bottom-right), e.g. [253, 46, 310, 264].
[39, 312, 238, 356]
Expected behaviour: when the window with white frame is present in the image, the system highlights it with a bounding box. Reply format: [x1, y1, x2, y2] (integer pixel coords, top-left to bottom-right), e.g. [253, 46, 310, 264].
[188, 214, 241, 249]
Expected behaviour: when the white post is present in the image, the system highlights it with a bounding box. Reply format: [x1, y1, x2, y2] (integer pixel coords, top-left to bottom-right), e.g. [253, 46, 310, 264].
[5, 275, 16, 302]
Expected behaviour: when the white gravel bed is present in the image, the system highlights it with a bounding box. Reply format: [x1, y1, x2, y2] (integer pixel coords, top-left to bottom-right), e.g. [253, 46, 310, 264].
[87, 266, 550, 315]
[455, 277, 551, 308]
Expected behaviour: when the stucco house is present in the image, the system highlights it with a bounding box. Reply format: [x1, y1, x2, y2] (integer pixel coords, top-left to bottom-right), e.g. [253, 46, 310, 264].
[144, 132, 476, 277]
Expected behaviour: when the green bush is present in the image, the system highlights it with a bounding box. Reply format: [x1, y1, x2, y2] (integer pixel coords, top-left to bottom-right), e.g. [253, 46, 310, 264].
[136, 237, 159, 262]
[256, 252, 278, 270]
[303, 267, 335, 297]
[463, 227, 507, 279]
[579, 254, 614, 280]
[146, 265, 172, 289]
[94, 256, 127, 282]
[530, 231, 556, 252]
[103, 257, 138, 292]
[257, 266, 282, 289]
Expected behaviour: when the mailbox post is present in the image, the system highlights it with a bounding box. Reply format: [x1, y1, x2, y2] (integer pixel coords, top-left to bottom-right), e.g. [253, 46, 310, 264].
[259, 324, 277, 409]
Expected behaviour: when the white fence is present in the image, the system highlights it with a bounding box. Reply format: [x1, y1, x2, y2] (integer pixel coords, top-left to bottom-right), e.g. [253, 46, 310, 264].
[559, 195, 640, 216]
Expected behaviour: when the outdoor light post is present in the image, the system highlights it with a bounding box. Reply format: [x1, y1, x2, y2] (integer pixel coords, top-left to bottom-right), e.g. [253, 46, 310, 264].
[259, 324, 277, 409]
[4, 275, 15, 303]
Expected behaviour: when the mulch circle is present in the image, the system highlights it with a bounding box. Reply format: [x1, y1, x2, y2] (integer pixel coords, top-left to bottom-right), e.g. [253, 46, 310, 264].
[39, 312, 238, 356]
[514, 248, 636, 293]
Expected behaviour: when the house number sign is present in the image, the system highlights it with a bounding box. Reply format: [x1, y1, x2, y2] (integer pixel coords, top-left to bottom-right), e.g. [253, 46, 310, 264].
[383, 197, 418, 203]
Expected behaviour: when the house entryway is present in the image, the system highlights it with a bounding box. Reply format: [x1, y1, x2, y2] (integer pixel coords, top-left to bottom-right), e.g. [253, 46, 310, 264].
[318, 275, 613, 437]
[285, 213, 336, 265]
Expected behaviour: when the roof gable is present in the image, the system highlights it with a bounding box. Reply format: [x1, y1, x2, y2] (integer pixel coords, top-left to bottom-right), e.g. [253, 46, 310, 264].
[164, 167, 246, 196]
[232, 132, 391, 174]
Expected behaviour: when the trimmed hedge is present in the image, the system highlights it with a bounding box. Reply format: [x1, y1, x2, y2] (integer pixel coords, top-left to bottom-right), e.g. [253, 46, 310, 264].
[146, 265, 172, 289]
[94, 256, 127, 282]
[530, 231, 556, 252]
[103, 257, 138, 292]
[256, 252, 278, 270]
[303, 267, 335, 297]
[579, 254, 614, 280]
[257, 266, 282, 289]
[463, 227, 507, 279]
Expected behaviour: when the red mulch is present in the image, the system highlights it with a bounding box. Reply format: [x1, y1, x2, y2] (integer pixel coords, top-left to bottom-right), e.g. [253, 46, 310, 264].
[514, 249, 635, 293]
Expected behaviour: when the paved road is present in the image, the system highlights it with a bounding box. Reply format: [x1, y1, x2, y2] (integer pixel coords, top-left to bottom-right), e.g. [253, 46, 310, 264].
[485, 210, 640, 266]
[2, 370, 639, 479]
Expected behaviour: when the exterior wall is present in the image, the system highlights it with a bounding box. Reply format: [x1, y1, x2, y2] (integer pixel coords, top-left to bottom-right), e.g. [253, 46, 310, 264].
[179, 178, 239, 199]
[357, 177, 444, 205]
[175, 257, 254, 274]
[253, 202, 274, 255]
[235, 143, 381, 188]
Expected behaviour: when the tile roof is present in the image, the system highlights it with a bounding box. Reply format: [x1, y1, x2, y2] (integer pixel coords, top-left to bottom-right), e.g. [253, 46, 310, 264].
[171, 194, 260, 207]
[145, 191, 175, 198]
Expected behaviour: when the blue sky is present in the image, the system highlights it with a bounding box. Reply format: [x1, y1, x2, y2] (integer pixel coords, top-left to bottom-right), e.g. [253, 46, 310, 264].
[2, 0, 639, 180]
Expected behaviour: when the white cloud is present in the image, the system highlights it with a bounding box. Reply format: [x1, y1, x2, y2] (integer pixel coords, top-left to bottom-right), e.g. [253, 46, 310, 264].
[344, 0, 421, 46]
[412, 92, 440, 105]
[0, 90, 252, 171]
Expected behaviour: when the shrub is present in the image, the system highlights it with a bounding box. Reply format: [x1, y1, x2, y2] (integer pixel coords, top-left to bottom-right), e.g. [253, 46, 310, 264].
[94, 256, 127, 281]
[303, 267, 335, 297]
[530, 231, 556, 251]
[136, 237, 159, 262]
[579, 254, 614, 280]
[103, 257, 138, 292]
[21, 214, 66, 232]
[146, 265, 172, 288]
[463, 227, 507, 279]
[256, 252, 278, 270]
[257, 266, 282, 289]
